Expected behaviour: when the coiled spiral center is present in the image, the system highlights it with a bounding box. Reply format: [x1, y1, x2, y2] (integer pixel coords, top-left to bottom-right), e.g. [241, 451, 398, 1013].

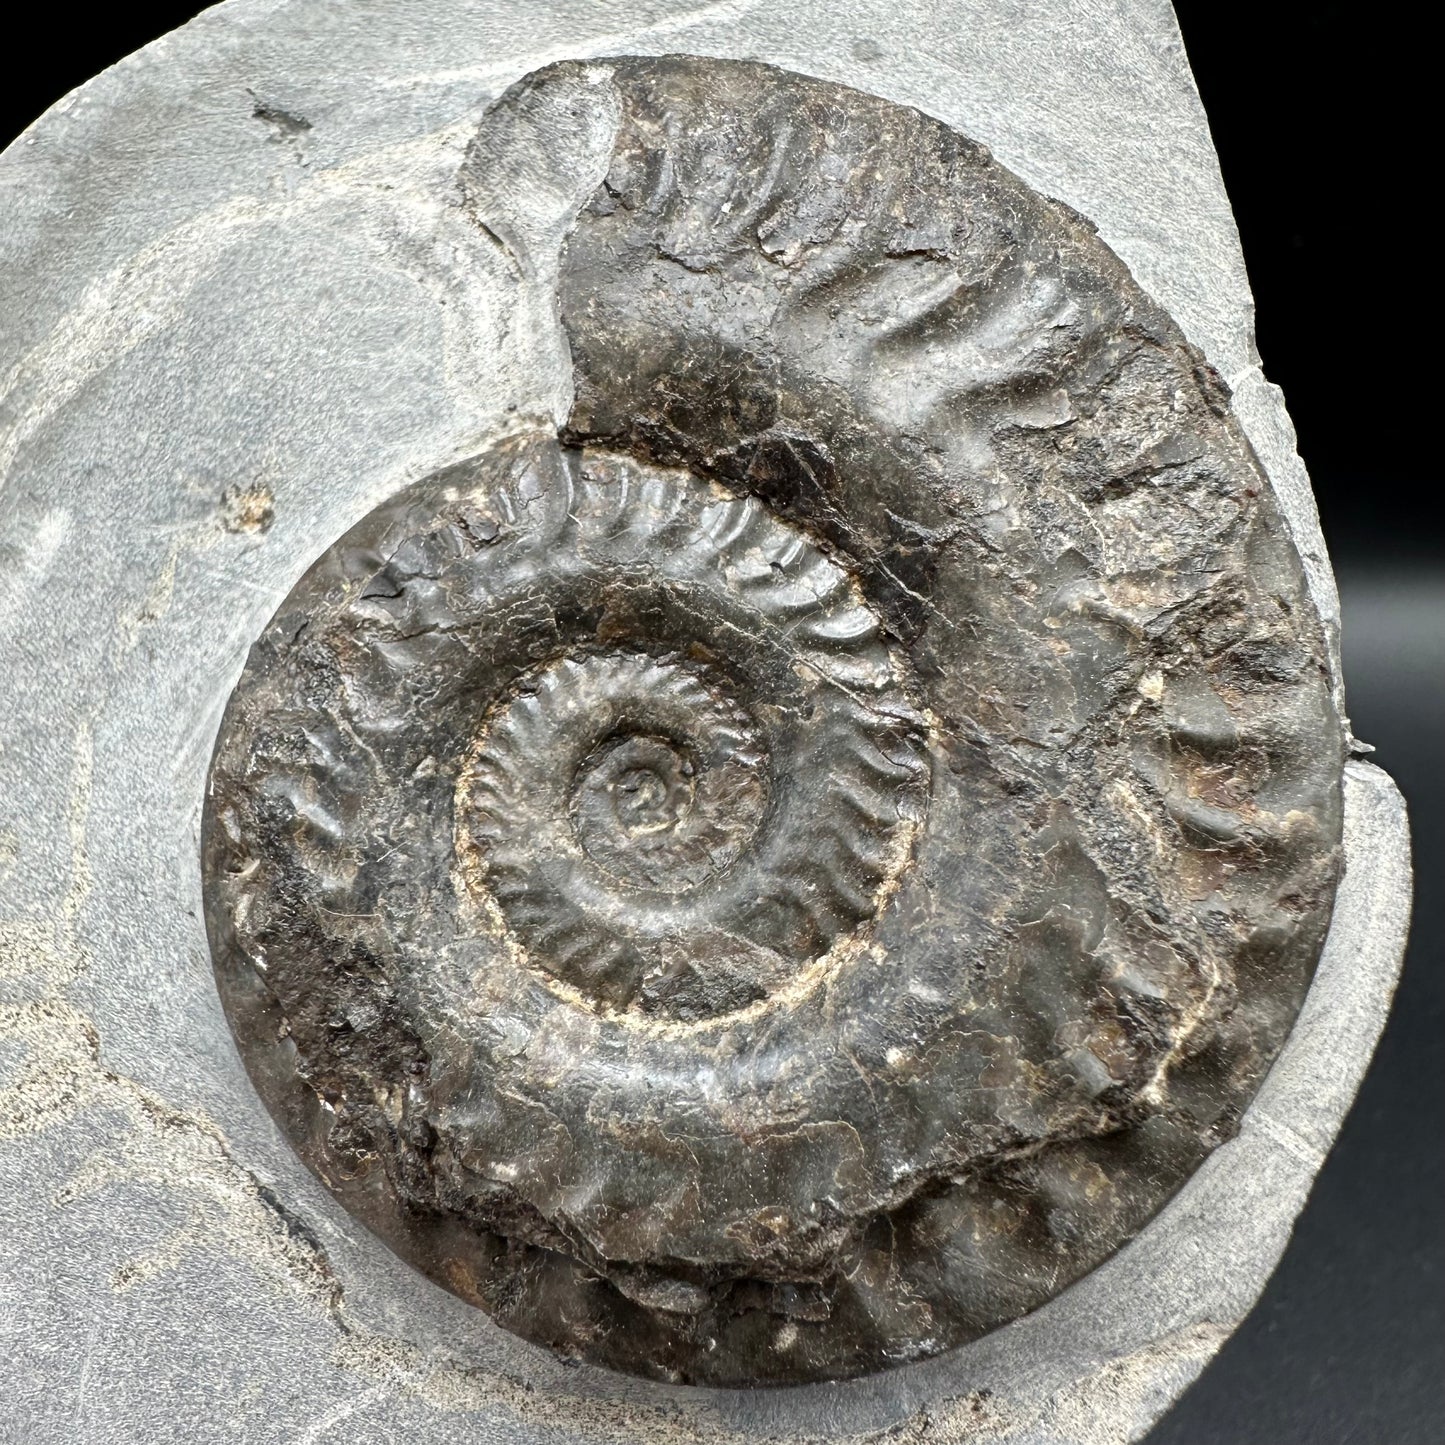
[467, 652, 770, 909]
[443, 452, 928, 1022]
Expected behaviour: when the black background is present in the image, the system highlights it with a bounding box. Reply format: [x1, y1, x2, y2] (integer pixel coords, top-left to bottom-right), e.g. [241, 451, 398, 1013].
[3, 5, 1439, 1441]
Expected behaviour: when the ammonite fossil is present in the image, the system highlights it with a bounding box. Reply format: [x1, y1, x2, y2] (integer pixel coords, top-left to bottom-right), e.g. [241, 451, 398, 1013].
[202, 56, 1345, 1386]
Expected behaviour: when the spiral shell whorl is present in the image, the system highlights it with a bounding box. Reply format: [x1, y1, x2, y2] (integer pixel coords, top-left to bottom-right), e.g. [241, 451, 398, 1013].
[442, 446, 930, 1022]
[203, 56, 1345, 1387]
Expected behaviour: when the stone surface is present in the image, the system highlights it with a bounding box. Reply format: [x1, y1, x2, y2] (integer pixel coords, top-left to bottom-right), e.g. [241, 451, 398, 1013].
[0, 2, 1409, 1441]
[203, 59, 1344, 1386]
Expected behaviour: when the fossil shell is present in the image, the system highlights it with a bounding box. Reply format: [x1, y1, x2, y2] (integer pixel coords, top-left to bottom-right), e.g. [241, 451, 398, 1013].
[203, 57, 1345, 1386]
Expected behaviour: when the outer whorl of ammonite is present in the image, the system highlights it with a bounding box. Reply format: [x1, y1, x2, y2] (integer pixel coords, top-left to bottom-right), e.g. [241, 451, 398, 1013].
[203, 57, 1345, 1387]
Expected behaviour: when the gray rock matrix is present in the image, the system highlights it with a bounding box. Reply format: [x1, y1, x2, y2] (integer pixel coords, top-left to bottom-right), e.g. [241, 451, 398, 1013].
[0, 3, 1409, 1442]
